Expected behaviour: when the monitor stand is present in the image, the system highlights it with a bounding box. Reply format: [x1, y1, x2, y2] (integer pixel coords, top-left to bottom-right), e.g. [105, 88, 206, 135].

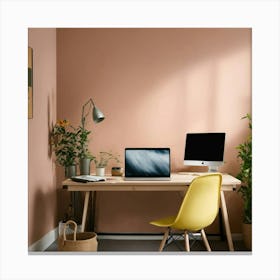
[208, 166, 219, 172]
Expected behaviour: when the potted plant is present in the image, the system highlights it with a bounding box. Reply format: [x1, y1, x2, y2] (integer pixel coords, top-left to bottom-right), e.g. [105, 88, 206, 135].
[51, 119, 79, 177]
[76, 126, 94, 175]
[92, 151, 120, 176]
[236, 113, 252, 250]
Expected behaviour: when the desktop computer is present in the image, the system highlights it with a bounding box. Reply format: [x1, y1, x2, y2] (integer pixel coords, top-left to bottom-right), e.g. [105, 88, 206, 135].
[183, 132, 226, 172]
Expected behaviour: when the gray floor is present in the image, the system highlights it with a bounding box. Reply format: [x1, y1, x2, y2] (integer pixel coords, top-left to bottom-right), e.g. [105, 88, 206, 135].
[45, 234, 249, 253]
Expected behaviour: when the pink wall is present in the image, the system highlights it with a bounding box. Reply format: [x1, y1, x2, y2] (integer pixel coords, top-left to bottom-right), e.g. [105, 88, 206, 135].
[28, 28, 57, 245]
[57, 28, 251, 234]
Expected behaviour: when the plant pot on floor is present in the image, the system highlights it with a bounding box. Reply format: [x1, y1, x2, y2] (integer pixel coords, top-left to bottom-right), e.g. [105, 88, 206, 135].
[242, 223, 252, 250]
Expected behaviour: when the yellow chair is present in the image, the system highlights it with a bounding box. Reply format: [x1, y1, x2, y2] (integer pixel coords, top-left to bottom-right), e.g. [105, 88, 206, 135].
[150, 173, 222, 252]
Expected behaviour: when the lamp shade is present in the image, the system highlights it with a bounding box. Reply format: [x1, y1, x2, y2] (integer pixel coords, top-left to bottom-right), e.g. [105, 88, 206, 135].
[92, 106, 105, 123]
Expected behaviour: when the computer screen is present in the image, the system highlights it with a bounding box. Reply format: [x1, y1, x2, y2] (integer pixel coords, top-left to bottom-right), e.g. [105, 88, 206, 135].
[184, 133, 225, 172]
[125, 148, 170, 180]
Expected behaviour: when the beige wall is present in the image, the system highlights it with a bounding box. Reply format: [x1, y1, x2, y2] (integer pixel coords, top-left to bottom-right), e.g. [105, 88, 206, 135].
[28, 28, 57, 245]
[57, 28, 251, 233]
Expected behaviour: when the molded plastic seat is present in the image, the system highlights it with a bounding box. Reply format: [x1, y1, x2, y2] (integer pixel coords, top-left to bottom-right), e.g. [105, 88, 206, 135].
[150, 173, 222, 252]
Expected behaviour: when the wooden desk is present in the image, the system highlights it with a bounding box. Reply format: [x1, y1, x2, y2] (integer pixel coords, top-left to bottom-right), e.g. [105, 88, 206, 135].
[62, 173, 241, 251]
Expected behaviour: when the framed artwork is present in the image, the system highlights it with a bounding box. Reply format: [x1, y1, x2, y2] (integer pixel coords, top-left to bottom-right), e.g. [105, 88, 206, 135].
[28, 47, 33, 119]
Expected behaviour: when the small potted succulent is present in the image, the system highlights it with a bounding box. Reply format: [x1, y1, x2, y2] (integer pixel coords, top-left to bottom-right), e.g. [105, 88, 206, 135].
[92, 151, 120, 176]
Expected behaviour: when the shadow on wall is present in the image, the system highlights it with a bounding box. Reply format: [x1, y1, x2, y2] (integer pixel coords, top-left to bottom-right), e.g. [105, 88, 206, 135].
[58, 28, 251, 126]
[29, 187, 57, 245]
[62, 28, 249, 98]
[55, 167, 84, 226]
[47, 90, 56, 159]
[57, 28, 251, 172]
[56, 167, 71, 224]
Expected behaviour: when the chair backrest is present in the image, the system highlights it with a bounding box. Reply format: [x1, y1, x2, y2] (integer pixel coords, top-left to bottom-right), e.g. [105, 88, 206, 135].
[172, 173, 222, 231]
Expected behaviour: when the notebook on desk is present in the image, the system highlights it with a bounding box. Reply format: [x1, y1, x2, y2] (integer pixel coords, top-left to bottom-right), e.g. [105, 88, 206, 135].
[124, 148, 171, 181]
[71, 175, 106, 183]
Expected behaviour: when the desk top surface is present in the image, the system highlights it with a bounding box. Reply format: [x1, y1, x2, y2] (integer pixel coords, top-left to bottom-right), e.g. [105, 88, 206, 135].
[62, 173, 241, 191]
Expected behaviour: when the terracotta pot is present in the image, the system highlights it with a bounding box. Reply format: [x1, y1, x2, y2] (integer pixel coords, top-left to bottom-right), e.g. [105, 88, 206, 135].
[242, 223, 252, 250]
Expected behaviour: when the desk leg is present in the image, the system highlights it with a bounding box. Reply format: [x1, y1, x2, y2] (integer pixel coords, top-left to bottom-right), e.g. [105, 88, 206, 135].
[92, 191, 96, 232]
[220, 190, 234, 251]
[87, 191, 96, 232]
[81, 191, 90, 232]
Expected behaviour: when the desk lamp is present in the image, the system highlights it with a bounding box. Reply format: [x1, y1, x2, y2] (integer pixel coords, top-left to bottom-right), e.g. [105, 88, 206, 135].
[79, 97, 105, 172]
[81, 98, 105, 129]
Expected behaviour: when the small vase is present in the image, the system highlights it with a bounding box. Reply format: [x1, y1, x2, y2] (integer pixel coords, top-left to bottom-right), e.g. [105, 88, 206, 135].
[79, 158, 91, 175]
[96, 167, 105, 177]
[65, 165, 77, 178]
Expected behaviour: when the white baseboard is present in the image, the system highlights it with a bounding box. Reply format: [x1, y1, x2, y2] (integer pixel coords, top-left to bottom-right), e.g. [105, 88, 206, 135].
[28, 227, 58, 252]
[98, 233, 243, 241]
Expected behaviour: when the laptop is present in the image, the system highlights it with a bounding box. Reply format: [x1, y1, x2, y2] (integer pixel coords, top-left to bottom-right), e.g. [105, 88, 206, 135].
[124, 148, 171, 181]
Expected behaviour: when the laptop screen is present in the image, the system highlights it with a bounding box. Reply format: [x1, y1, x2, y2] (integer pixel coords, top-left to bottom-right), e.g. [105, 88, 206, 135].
[125, 148, 170, 179]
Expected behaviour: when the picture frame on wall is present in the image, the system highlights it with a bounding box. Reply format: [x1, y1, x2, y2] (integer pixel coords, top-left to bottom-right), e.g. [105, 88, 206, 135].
[28, 46, 33, 119]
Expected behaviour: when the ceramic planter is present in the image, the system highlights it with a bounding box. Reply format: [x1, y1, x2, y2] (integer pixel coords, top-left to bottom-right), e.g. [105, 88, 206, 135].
[96, 167, 105, 176]
[65, 165, 77, 178]
[79, 158, 91, 175]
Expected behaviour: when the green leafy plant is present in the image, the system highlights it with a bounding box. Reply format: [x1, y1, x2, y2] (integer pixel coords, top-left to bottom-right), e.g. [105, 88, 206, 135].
[236, 114, 252, 224]
[51, 120, 79, 167]
[93, 151, 120, 168]
[76, 126, 93, 159]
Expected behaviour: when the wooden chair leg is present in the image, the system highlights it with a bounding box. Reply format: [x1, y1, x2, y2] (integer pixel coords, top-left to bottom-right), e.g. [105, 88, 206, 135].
[201, 229, 211, 252]
[184, 230, 190, 252]
[159, 228, 170, 252]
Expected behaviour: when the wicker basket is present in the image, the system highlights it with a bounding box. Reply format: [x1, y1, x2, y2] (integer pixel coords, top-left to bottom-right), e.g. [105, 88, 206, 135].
[58, 220, 98, 252]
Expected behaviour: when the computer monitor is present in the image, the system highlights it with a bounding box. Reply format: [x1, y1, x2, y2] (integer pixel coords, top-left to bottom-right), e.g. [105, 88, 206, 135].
[184, 133, 226, 172]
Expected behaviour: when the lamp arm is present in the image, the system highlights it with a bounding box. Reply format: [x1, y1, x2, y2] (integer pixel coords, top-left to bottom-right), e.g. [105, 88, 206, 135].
[81, 98, 95, 129]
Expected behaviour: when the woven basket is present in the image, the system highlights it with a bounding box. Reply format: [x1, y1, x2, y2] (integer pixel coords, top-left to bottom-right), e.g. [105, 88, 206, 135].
[58, 220, 98, 252]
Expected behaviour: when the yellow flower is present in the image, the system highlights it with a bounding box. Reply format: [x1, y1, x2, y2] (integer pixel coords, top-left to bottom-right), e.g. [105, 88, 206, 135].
[56, 119, 70, 127]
